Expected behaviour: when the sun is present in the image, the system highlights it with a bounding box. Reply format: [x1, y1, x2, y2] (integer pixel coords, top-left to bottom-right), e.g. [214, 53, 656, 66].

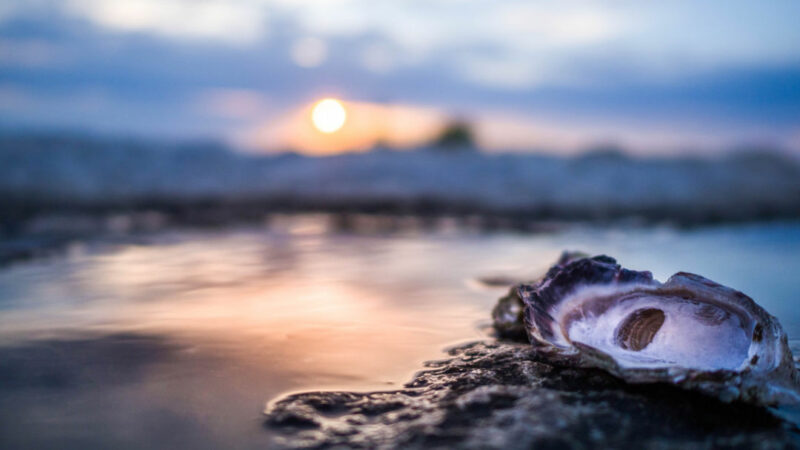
[311, 98, 347, 133]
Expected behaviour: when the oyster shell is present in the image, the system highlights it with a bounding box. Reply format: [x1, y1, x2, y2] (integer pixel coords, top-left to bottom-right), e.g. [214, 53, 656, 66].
[518, 254, 800, 406]
[492, 251, 589, 341]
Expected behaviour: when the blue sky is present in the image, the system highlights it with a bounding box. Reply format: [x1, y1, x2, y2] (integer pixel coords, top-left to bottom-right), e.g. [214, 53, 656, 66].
[1, 0, 799, 154]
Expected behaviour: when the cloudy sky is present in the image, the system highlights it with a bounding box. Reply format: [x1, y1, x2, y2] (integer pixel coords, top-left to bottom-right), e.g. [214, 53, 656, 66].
[1, 0, 799, 154]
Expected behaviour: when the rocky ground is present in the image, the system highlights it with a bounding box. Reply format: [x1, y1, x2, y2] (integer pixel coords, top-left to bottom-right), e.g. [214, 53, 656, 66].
[264, 340, 799, 449]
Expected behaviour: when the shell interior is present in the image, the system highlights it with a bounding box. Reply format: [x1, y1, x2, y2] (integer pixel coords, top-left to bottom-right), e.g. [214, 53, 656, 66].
[561, 286, 752, 370]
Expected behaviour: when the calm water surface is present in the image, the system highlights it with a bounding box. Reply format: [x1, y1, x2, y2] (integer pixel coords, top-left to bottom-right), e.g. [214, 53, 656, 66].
[1, 216, 799, 449]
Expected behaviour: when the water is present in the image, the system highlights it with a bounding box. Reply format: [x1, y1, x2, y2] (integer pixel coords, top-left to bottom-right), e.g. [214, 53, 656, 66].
[1, 216, 799, 449]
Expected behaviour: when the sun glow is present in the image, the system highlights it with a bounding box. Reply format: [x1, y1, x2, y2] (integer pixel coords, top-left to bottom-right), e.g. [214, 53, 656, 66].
[241, 100, 447, 155]
[311, 98, 347, 133]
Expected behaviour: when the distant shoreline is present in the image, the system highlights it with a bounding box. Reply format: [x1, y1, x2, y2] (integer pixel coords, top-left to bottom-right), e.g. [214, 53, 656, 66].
[2, 135, 800, 235]
[4, 195, 800, 232]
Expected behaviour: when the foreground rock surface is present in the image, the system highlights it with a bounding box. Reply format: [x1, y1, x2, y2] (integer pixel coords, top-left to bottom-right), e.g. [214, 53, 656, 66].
[265, 341, 798, 449]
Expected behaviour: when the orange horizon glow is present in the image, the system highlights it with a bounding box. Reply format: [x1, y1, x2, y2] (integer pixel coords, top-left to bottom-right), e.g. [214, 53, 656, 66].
[230, 96, 743, 157]
[242, 99, 448, 155]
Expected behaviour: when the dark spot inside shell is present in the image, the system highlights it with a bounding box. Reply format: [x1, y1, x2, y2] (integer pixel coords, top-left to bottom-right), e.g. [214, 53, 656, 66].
[751, 355, 759, 365]
[616, 308, 666, 351]
[753, 324, 763, 342]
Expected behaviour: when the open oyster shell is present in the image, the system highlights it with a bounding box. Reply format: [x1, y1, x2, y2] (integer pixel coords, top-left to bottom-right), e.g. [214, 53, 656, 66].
[518, 254, 800, 406]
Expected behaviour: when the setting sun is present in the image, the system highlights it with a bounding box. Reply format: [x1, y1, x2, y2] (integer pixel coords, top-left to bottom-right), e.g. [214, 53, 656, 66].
[311, 98, 347, 133]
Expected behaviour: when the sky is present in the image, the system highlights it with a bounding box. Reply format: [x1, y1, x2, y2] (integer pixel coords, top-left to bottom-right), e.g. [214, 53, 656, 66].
[1, 0, 799, 155]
